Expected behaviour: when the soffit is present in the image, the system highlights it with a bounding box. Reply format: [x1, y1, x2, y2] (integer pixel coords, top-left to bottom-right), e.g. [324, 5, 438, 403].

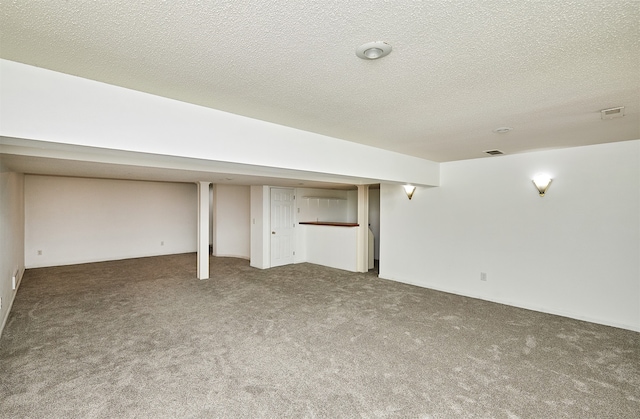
[0, 139, 369, 189]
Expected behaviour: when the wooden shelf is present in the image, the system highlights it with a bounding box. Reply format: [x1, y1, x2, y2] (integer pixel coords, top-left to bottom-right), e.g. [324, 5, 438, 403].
[301, 196, 347, 201]
[299, 221, 359, 227]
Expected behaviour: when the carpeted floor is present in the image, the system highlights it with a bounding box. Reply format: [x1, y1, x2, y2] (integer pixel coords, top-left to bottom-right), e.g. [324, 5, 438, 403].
[1, 253, 638, 418]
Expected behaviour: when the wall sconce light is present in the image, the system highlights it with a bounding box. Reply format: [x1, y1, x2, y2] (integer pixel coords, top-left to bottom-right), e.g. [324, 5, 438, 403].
[532, 174, 552, 197]
[403, 185, 416, 200]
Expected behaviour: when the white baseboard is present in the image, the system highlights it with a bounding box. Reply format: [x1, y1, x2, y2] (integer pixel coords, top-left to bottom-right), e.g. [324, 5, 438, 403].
[377, 274, 639, 333]
[0, 266, 24, 339]
[212, 253, 250, 260]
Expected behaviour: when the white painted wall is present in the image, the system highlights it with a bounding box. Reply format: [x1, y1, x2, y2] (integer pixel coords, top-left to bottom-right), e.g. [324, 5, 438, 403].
[346, 190, 358, 223]
[302, 225, 358, 272]
[211, 185, 217, 256]
[196, 181, 211, 280]
[356, 186, 370, 273]
[380, 140, 640, 332]
[369, 188, 381, 260]
[250, 186, 271, 269]
[212, 184, 250, 259]
[209, 185, 214, 247]
[296, 188, 352, 224]
[24, 176, 197, 268]
[0, 170, 24, 337]
[0, 59, 439, 187]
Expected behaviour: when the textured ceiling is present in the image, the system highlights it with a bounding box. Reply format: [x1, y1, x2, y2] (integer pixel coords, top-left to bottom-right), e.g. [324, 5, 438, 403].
[1, 1, 638, 162]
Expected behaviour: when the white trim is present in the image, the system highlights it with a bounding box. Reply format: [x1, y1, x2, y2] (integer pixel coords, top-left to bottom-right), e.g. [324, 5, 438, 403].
[0, 267, 24, 339]
[377, 274, 640, 333]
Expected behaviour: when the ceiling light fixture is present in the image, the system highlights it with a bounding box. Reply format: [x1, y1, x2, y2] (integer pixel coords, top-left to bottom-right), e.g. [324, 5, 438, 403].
[356, 41, 392, 60]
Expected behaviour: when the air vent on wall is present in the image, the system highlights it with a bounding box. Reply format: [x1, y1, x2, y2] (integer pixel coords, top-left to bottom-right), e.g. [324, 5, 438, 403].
[600, 106, 625, 120]
[484, 150, 504, 156]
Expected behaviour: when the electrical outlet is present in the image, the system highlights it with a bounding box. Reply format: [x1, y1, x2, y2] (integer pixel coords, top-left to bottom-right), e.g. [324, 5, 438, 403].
[37, 250, 42, 255]
[12, 275, 16, 290]
[480, 272, 487, 281]
[161, 241, 164, 246]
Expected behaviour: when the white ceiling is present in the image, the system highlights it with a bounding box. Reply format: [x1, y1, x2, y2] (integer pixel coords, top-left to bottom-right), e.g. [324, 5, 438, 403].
[0, 1, 638, 183]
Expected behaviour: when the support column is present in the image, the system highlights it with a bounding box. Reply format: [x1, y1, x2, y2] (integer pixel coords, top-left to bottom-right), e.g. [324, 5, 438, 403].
[356, 185, 369, 272]
[197, 181, 211, 280]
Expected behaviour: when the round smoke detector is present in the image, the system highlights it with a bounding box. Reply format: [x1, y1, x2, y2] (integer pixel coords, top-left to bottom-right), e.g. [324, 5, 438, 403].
[356, 41, 392, 60]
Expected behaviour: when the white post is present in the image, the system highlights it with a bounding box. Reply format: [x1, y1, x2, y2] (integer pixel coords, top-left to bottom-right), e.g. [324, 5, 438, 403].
[197, 181, 211, 279]
[356, 185, 369, 272]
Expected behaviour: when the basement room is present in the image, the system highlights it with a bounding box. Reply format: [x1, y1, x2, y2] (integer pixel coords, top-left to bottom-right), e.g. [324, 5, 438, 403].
[1, 1, 638, 417]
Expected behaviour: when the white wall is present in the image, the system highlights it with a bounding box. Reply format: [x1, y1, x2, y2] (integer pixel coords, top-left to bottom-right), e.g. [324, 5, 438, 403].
[209, 185, 214, 247]
[302, 225, 358, 272]
[0, 170, 24, 337]
[250, 186, 271, 269]
[368, 188, 381, 260]
[296, 188, 353, 223]
[380, 140, 640, 332]
[25, 176, 197, 268]
[212, 184, 250, 259]
[347, 190, 358, 223]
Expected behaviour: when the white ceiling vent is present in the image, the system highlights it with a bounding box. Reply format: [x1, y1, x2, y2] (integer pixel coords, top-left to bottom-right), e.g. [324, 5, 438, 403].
[600, 106, 625, 120]
[484, 150, 504, 156]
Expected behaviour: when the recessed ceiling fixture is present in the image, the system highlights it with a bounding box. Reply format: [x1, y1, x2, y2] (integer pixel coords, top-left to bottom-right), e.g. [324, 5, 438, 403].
[493, 127, 513, 134]
[356, 41, 392, 60]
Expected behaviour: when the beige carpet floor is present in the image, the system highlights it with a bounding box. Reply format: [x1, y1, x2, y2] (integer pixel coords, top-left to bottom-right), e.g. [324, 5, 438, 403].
[1, 253, 638, 418]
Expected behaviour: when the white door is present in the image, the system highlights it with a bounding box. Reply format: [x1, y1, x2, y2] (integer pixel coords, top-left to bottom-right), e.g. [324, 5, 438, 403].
[270, 188, 295, 267]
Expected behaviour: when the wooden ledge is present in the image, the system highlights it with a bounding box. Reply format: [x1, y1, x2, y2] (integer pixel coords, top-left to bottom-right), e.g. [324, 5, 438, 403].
[299, 221, 359, 227]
